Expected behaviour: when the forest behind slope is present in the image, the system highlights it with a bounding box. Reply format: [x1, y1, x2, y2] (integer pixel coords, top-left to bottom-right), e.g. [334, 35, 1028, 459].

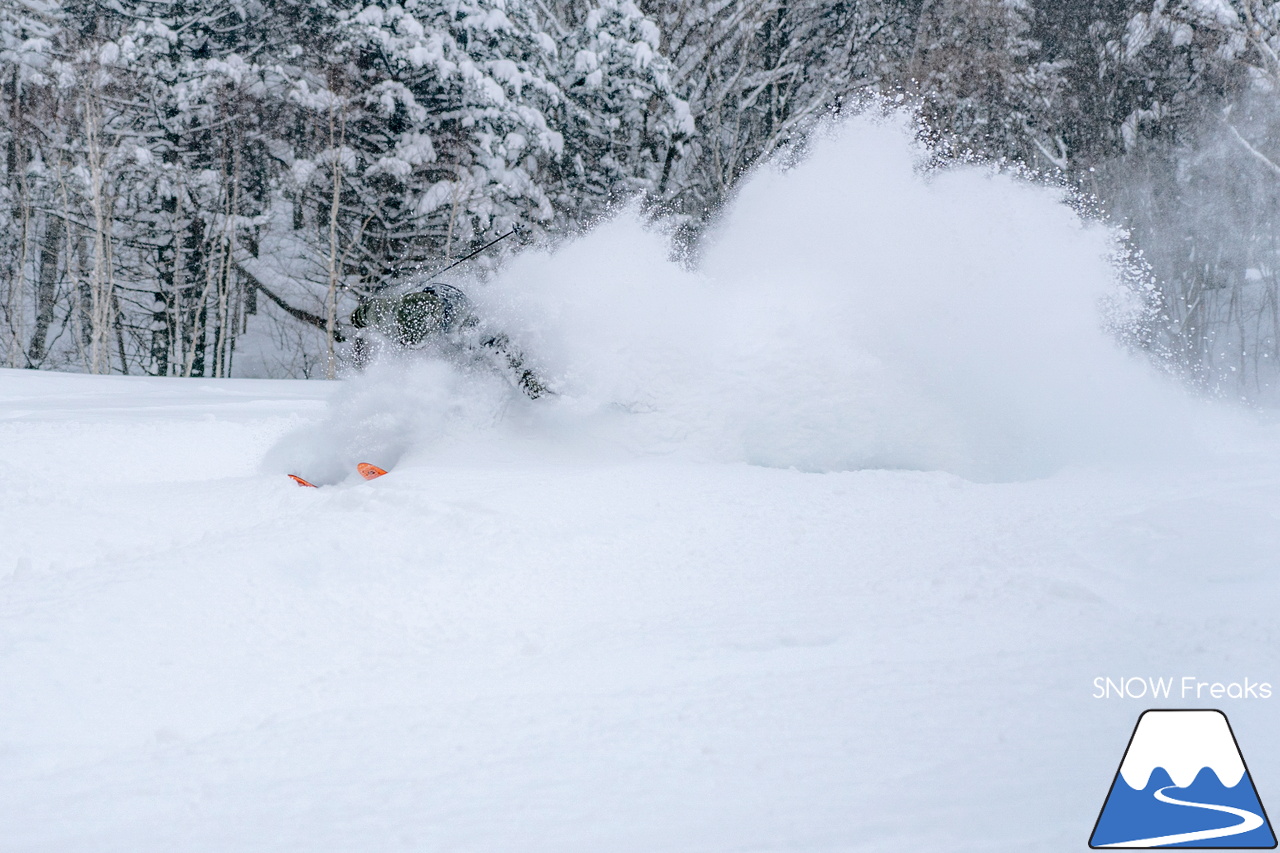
[1, 0, 1276, 390]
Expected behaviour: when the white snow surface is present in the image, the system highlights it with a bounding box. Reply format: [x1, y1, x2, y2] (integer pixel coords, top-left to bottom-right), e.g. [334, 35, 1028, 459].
[1119, 710, 1246, 790]
[3, 118, 1280, 851]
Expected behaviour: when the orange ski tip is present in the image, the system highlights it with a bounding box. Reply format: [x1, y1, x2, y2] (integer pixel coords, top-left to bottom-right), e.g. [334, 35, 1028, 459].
[357, 462, 388, 480]
[288, 474, 318, 488]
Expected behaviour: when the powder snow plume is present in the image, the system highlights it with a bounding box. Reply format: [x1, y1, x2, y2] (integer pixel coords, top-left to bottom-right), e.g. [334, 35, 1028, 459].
[273, 115, 1206, 482]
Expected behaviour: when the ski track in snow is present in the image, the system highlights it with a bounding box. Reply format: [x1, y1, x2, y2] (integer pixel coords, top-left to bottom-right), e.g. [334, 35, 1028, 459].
[0, 368, 1278, 852]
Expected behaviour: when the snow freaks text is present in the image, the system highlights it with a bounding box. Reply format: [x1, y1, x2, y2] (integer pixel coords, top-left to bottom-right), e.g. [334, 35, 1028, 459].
[1093, 678, 1273, 700]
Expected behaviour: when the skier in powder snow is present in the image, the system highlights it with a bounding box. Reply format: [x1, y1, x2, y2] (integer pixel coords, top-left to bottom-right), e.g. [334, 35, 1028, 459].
[349, 283, 549, 400]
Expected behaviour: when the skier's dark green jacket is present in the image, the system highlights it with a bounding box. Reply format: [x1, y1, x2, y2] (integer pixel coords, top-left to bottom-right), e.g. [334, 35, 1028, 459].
[350, 285, 548, 399]
[351, 286, 471, 344]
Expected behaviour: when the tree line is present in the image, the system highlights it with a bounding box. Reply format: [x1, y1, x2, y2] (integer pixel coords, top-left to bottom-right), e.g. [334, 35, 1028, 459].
[1, 0, 1278, 391]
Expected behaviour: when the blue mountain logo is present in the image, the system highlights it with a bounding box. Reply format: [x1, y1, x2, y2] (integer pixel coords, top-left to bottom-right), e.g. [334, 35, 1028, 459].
[1091, 710, 1276, 848]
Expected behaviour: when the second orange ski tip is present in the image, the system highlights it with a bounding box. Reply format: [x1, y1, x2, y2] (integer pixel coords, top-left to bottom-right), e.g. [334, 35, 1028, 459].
[357, 462, 388, 480]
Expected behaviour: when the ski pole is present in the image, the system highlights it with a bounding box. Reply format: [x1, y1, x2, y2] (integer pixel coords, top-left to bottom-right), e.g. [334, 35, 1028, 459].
[424, 225, 522, 282]
[363, 225, 523, 295]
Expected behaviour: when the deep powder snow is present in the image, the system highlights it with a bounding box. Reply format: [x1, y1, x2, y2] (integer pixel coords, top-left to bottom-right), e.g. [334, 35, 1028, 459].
[1, 117, 1276, 853]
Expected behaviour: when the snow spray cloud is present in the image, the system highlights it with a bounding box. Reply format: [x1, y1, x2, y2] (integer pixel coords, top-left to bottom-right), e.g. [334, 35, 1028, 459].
[276, 114, 1198, 482]
[263, 356, 513, 485]
[479, 115, 1196, 480]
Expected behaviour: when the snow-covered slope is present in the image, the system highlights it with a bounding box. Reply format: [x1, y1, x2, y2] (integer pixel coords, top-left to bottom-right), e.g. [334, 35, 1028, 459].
[2, 119, 1278, 852]
[3, 367, 1278, 853]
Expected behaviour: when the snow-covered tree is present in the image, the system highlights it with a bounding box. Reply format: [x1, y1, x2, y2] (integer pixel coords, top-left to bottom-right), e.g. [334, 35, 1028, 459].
[1101, 0, 1280, 392]
[544, 0, 694, 226]
[0, 0, 62, 368]
[327, 0, 565, 276]
[10, 0, 1280, 385]
[637, 0, 915, 233]
[302, 0, 690, 279]
[909, 0, 1067, 169]
[98, 1, 286, 377]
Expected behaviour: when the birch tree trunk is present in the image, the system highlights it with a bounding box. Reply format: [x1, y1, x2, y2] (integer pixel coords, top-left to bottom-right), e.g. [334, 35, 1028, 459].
[26, 213, 63, 367]
[324, 101, 344, 380]
[84, 87, 114, 374]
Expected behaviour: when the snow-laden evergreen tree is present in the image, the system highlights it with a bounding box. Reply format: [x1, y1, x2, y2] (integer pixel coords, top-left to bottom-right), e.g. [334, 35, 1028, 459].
[92, 0, 287, 377]
[1095, 0, 1244, 152]
[0, 0, 296, 376]
[908, 0, 1067, 169]
[543, 0, 694, 227]
[1025, 0, 1145, 182]
[305, 0, 690, 275]
[323, 0, 566, 281]
[636, 0, 915, 234]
